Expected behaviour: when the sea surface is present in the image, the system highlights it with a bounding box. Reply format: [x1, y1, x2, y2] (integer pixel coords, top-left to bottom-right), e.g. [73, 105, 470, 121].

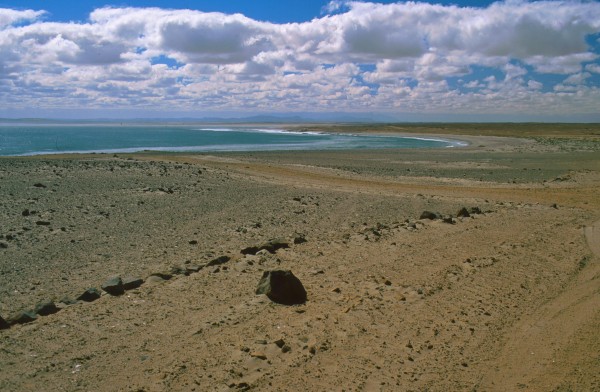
[0, 124, 466, 156]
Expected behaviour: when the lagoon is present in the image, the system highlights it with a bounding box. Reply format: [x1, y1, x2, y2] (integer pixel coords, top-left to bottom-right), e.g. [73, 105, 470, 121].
[0, 124, 466, 156]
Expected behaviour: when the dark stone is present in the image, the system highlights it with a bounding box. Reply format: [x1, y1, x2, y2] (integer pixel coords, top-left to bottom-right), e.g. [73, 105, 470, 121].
[11, 311, 38, 325]
[206, 255, 231, 267]
[33, 183, 46, 188]
[149, 272, 172, 280]
[456, 207, 470, 218]
[101, 276, 125, 295]
[442, 215, 456, 224]
[22, 209, 31, 216]
[241, 238, 290, 255]
[234, 382, 251, 390]
[274, 339, 286, 348]
[469, 207, 482, 214]
[34, 301, 60, 316]
[35, 221, 51, 226]
[0, 242, 7, 249]
[293, 235, 308, 245]
[77, 287, 101, 302]
[188, 240, 198, 245]
[122, 277, 144, 290]
[240, 245, 260, 255]
[420, 211, 442, 220]
[0, 315, 9, 329]
[256, 270, 307, 305]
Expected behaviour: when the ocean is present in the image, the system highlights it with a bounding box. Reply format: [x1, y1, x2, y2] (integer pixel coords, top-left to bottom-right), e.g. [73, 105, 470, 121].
[0, 124, 466, 156]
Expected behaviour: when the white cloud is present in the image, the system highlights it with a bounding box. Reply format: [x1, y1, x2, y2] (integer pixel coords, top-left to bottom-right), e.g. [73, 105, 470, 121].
[503, 63, 527, 81]
[322, 0, 348, 14]
[585, 63, 600, 74]
[0, 8, 45, 29]
[563, 72, 591, 85]
[527, 80, 543, 90]
[525, 53, 596, 74]
[0, 2, 599, 118]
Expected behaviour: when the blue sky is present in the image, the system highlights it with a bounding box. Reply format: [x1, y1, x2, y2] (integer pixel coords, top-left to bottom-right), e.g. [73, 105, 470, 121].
[0, 0, 599, 121]
[1, 1, 498, 23]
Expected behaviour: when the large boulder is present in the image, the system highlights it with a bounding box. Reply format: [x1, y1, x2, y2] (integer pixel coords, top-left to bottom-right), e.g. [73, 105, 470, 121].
[256, 270, 307, 305]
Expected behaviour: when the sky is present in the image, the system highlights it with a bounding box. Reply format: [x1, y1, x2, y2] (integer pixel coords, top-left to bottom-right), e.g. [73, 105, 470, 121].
[0, 0, 599, 121]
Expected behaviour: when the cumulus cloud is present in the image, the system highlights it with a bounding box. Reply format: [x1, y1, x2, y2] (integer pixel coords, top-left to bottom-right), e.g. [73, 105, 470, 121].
[0, 2, 599, 117]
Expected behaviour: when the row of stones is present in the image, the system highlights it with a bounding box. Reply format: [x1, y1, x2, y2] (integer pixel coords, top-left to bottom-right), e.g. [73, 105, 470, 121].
[0, 236, 306, 330]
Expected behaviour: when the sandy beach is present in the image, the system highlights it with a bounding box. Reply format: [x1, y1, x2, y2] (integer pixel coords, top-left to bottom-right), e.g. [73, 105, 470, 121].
[1, 124, 599, 391]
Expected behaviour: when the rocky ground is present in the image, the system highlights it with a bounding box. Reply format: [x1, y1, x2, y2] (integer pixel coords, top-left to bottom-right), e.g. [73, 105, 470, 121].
[0, 130, 599, 391]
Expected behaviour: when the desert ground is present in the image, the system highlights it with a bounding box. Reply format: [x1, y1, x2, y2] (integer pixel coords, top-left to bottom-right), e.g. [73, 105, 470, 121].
[1, 123, 599, 391]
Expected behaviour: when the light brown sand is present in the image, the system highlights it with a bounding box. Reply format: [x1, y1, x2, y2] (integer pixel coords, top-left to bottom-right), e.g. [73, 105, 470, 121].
[0, 128, 599, 391]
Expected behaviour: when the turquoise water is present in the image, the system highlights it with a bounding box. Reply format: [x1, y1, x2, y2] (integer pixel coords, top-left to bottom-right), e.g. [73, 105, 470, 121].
[0, 125, 466, 156]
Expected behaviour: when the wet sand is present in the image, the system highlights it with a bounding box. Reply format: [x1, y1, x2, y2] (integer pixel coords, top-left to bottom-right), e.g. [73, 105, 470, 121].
[1, 126, 599, 391]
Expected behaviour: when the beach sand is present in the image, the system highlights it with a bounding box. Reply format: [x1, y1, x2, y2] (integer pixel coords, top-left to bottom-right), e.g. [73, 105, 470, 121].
[1, 125, 599, 391]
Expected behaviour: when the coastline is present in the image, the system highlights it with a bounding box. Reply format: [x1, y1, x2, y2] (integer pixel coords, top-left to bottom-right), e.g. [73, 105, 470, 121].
[0, 125, 467, 157]
[0, 128, 598, 391]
